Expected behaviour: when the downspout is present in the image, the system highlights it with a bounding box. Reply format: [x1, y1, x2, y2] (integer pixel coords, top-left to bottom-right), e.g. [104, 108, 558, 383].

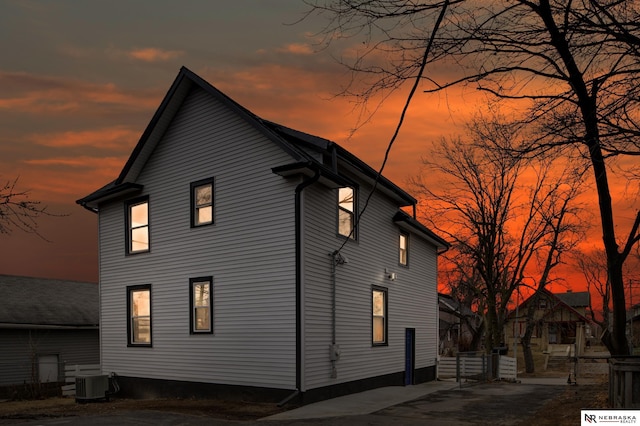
[286, 166, 320, 405]
[329, 251, 342, 378]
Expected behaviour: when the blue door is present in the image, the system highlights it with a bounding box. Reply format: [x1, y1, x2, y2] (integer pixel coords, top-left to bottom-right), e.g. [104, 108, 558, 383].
[404, 328, 416, 385]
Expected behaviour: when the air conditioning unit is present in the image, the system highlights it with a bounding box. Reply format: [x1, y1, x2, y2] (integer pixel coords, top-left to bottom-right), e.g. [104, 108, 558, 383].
[75, 375, 109, 402]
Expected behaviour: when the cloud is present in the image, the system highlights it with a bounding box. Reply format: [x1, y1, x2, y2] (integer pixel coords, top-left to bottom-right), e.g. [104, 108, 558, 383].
[23, 155, 125, 169]
[59, 44, 185, 63]
[27, 126, 139, 150]
[276, 43, 314, 55]
[0, 71, 160, 115]
[128, 47, 184, 62]
[10, 155, 126, 203]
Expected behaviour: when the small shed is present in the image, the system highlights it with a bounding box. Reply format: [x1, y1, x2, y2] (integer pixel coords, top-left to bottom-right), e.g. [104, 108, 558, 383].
[0, 275, 99, 397]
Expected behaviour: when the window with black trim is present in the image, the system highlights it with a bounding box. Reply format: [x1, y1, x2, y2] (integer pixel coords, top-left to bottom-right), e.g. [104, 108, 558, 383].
[190, 277, 212, 334]
[191, 178, 214, 227]
[399, 231, 409, 266]
[372, 286, 388, 346]
[127, 284, 151, 346]
[338, 186, 356, 238]
[126, 197, 149, 254]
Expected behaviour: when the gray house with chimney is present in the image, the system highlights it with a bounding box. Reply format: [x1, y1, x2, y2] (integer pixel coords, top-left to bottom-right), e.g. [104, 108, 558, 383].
[77, 67, 448, 403]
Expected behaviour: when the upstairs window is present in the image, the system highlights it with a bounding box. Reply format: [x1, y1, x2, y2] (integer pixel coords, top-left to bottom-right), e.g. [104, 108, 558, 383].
[338, 186, 356, 238]
[372, 286, 388, 346]
[399, 232, 409, 266]
[190, 277, 213, 334]
[191, 178, 214, 227]
[127, 197, 149, 254]
[127, 284, 151, 346]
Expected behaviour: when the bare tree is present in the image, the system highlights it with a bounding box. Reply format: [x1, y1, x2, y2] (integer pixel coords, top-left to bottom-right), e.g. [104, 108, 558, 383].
[439, 261, 485, 351]
[411, 114, 583, 360]
[576, 249, 611, 334]
[0, 177, 52, 239]
[519, 179, 583, 372]
[308, 0, 640, 355]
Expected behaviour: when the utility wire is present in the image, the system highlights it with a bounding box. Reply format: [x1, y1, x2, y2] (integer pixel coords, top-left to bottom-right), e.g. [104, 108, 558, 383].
[333, 0, 451, 256]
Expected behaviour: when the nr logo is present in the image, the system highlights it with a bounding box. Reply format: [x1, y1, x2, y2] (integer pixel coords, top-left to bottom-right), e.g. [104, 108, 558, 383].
[584, 413, 597, 423]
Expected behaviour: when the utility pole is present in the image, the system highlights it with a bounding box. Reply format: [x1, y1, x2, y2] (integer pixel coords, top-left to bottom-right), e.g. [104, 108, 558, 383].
[513, 287, 520, 379]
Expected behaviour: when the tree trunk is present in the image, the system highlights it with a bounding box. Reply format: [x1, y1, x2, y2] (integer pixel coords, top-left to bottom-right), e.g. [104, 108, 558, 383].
[521, 292, 542, 373]
[484, 304, 501, 353]
[586, 134, 629, 356]
[539, 0, 630, 356]
[521, 318, 537, 373]
[523, 341, 535, 374]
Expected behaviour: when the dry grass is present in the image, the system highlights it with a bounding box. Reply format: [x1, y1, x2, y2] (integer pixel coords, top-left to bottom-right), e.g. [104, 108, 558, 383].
[521, 374, 609, 426]
[0, 396, 284, 422]
[0, 348, 611, 424]
[513, 345, 610, 426]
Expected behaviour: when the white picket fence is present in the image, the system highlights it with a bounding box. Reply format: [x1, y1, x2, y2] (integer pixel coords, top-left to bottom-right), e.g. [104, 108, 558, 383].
[498, 355, 517, 380]
[438, 355, 517, 381]
[61, 364, 101, 397]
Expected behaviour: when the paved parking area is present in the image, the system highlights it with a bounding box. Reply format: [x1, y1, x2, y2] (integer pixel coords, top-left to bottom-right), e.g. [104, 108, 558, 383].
[3, 378, 570, 426]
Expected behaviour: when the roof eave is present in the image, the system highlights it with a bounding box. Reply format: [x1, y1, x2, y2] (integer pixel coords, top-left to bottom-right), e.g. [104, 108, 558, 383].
[272, 162, 356, 189]
[335, 146, 416, 207]
[76, 182, 143, 212]
[393, 211, 450, 251]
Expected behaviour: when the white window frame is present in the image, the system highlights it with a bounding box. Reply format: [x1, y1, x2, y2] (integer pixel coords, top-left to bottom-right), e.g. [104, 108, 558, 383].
[337, 186, 356, 239]
[372, 286, 388, 346]
[399, 231, 409, 266]
[126, 197, 149, 254]
[190, 277, 213, 334]
[191, 178, 214, 227]
[128, 284, 151, 346]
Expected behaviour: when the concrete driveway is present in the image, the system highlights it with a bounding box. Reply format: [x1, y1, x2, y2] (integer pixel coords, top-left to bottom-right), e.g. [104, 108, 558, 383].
[5, 378, 569, 426]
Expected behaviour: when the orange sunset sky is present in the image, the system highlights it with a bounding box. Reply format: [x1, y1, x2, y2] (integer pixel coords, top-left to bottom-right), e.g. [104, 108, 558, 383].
[0, 2, 638, 309]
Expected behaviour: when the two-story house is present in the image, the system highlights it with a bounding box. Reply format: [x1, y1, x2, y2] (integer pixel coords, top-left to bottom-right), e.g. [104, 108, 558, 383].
[505, 289, 592, 356]
[77, 67, 448, 404]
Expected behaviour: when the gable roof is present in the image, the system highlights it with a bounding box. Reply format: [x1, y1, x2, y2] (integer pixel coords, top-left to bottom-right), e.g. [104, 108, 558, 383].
[76, 67, 449, 250]
[508, 288, 591, 323]
[555, 291, 590, 308]
[0, 275, 98, 329]
[77, 67, 418, 211]
[438, 292, 476, 318]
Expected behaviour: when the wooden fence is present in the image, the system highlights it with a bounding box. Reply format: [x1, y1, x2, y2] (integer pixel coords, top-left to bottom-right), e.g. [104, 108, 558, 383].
[609, 357, 640, 408]
[61, 364, 101, 397]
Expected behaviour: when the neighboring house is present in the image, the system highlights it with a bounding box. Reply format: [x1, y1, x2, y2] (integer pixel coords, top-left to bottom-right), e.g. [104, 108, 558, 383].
[505, 289, 592, 355]
[77, 67, 449, 403]
[0, 275, 99, 393]
[438, 293, 481, 355]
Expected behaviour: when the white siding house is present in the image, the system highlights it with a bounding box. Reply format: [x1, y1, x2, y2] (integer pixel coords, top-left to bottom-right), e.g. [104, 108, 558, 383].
[77, 67, 448, 403]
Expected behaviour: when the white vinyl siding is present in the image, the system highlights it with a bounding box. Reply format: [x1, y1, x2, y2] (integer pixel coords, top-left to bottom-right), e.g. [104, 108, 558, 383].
[301, 177, 439, 391]
[98, 88, 296, 389]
